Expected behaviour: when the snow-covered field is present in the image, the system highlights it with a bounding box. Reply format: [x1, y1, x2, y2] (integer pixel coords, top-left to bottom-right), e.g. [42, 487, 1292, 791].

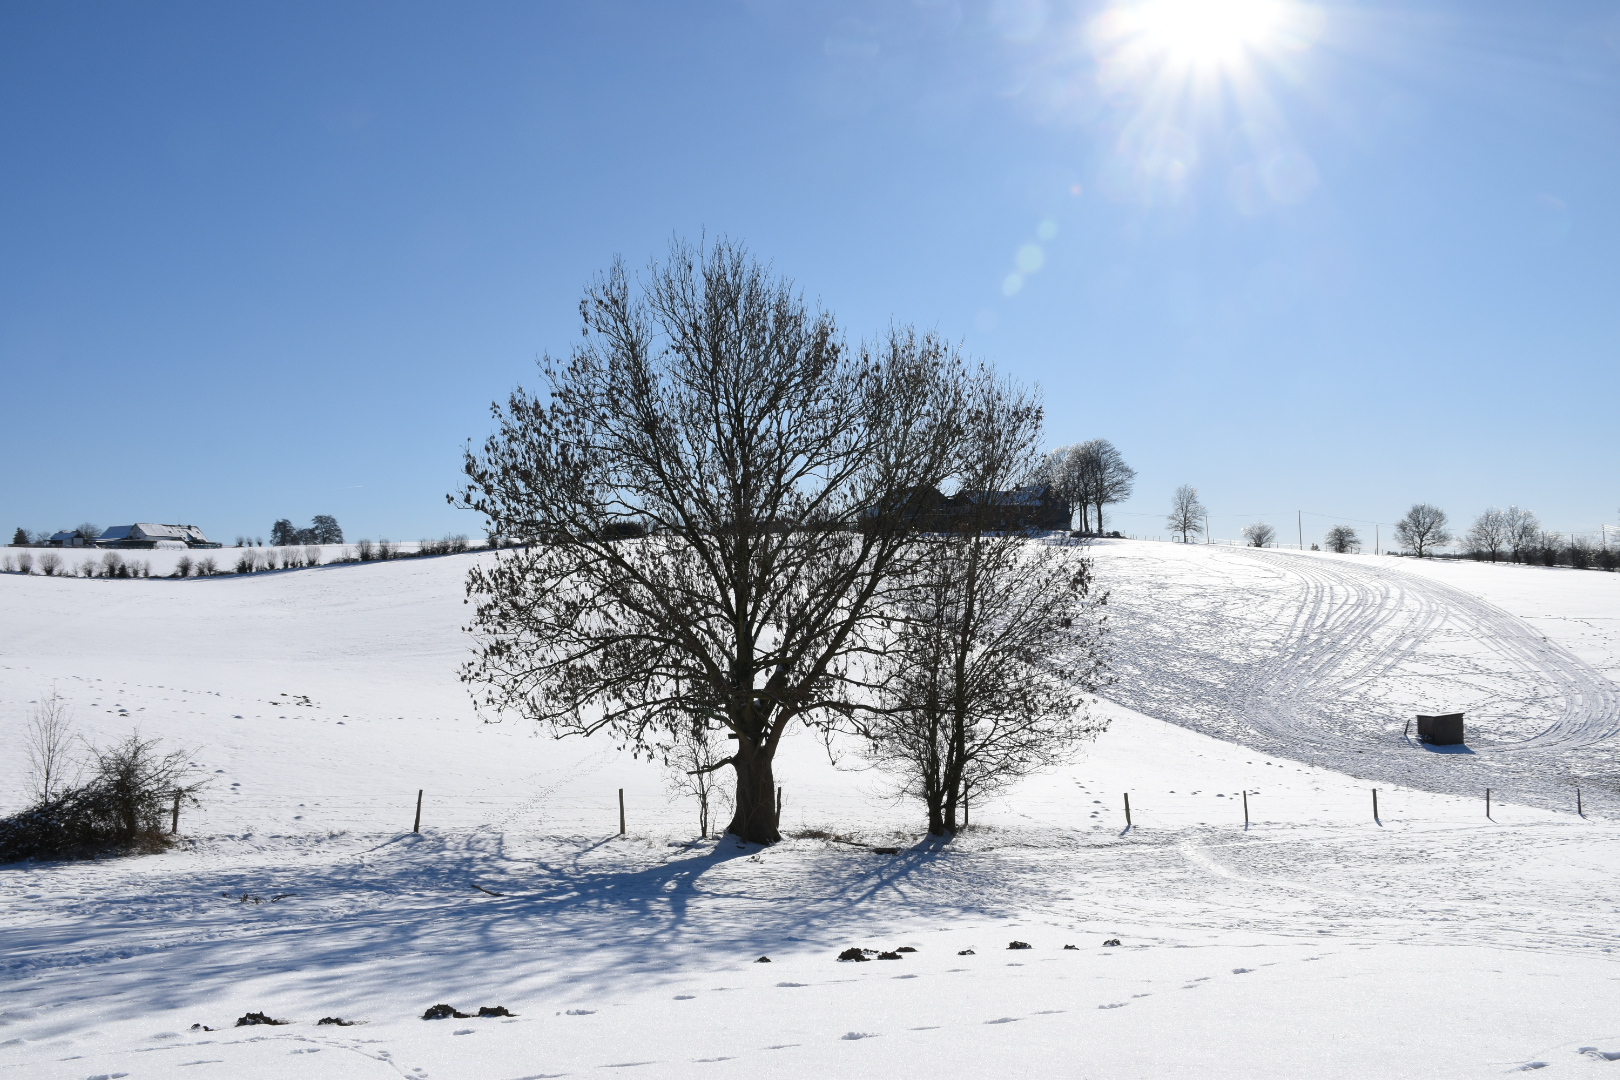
[2, 542, 1618, 1079]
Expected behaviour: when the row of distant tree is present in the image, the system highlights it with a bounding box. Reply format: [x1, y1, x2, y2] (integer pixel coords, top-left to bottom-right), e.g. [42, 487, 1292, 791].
[1158, 490, 1616, 569]
[263, 515, 343, 547]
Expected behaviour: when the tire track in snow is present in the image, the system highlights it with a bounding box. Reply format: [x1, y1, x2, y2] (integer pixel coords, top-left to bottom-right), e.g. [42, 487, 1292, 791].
[1099, 543, 1620, 806]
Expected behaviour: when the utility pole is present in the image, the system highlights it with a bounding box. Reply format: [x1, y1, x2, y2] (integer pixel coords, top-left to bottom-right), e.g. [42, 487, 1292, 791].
[1298, 510, 1303, 551]
[1204, 511, 1210, 544]
[1375, 524, 1380, 556]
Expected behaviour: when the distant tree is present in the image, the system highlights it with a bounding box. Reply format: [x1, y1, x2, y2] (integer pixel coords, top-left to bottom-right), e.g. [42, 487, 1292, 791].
[1504, 506, 1539, 563]
[270, 519, 299, 546]
[1167, 485, 1205, 543]
[1466, 509, 1509, 562]
[74, 523, 101, 544]
[1395, 503, 1452, 558]
[1243, 522, 1276, 548]
[10, 527, 27, 546]
[310, 515, 343, 544]
[1323, 524, 1359, 554]
[1036, 445, 1084, 530]
[1075, 439, 1135, 535]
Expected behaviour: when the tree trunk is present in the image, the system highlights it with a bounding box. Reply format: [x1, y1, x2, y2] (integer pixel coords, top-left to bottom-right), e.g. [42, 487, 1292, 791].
[724, 741, 781, 844]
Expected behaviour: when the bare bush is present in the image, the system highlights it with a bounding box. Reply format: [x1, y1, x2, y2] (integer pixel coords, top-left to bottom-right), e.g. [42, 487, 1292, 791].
[663, 722, 734, 838]
[38, 551, 61, 576]
[195, 556, 218, 576]
[304, 544, 321, 567]
[1243, 522, 1276, 548]
[175, 555, 193, 578]
[377, 539, 396, 560]
[356, 539, 375, 561]
[0, 731, 206, 862]
[100, 552, 124, 578]
[234, 550, 255, 574]
[1324, 524, 1359, 554]
[16, 551, 31, 574]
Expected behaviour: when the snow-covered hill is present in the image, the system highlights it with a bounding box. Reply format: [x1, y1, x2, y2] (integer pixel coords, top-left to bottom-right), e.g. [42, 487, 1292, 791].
[1, 541, 1617, 1079]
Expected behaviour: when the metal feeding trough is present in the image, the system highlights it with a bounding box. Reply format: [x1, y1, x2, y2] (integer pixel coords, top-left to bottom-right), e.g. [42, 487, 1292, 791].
[1415, 712, 1465, 745]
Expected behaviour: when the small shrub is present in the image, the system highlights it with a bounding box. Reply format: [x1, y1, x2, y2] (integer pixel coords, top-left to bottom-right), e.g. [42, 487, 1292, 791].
[304, 544, 321, 567]
[101, 552, 125, 579]
[378, 539, 396, 560]
[38, 551, 61, 576]
[0, 732, 206, 862]
[234, 551, 255, 574]
[175, 555, 193, 578]
[1600, 547, 1618, 572]
[356, 539, 375, 561]
[195, 556, 218, 576]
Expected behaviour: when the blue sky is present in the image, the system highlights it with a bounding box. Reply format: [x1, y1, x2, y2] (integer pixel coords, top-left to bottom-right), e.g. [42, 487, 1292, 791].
[2, 0, 1616, 547]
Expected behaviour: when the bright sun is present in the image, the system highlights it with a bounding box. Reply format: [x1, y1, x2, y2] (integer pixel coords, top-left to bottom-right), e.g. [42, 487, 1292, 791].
[1116, 0, 1290, 71]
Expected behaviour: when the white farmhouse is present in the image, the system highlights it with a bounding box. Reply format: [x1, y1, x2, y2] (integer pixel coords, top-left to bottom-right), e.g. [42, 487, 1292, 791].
[97, 524, 221, 549]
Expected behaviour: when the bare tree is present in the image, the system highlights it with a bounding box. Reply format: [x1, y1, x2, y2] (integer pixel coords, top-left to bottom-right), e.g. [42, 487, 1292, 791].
[454, 239, 966, 844]
[1167, 485, 1205, 543]
[856, 373, 1109, 835]
[1466, 509, 1509, 561]
[1504, 506, 1540, 563]
[663, 720, 733, 838]
[74, 523, 101, 545]
[1323, 524, 1359, 554]
[1395, 503, 1452, 557]
[1242, 522, 1276, 548]
[1036, 445, 1084, 531]
[1074, 439, 1135, 535]
[25, 691, 78, 802]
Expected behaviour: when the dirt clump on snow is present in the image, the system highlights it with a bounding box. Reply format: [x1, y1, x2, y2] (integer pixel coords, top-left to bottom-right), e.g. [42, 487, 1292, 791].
[837, 947, 869, 962]
[234, 1012, 288, 1027]
[422, 1004, 472, 1020]
[317, 1016, 361, 1026]
[477, 1006, 516, 1017]
[1007, 941, 1032, 950]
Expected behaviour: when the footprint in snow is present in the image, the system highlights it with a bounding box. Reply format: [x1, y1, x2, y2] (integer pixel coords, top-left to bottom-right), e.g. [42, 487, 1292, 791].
[1580, 1048, 1620, 1061]
[985, 1017, 1020, 1025]
[1098, 1003, 1129, 1010]
[1232, 968, 1253, 974]
[564, 1009, 595, 1016]
[674, 995, 695, 1000]
[841, 1032, 878, 1040]
[775, 982, 807, 988]
[453, 1029, 475, 1035]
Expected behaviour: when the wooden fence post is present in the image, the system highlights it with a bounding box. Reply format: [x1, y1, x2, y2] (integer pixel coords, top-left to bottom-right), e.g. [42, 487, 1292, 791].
[1485, 787, 1492, 821]
[1123, 793, 1132, 828]
[1577, 787, 1583, 817]
[619, 788, 626, 835]
[171, 790, 181, 835]
[1242, 790, 1249, 828]
[1372, 788, 1379, 823]
[413, 789, 423, 834]
[775, 785, 782, 828]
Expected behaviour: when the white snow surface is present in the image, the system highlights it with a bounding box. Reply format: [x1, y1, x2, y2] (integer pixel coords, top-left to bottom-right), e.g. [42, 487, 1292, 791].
[1, 541, 1618, 1079]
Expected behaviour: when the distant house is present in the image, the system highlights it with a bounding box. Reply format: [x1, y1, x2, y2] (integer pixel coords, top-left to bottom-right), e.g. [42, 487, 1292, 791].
[97, 524, 221, 549]
[48, 530, 95, 547]
[864, 483, 1071, 534]
[948, 484, 1072, 532]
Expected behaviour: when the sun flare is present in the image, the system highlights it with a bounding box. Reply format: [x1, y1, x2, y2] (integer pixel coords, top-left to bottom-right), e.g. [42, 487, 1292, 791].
[1130, 0, 1286, 67]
